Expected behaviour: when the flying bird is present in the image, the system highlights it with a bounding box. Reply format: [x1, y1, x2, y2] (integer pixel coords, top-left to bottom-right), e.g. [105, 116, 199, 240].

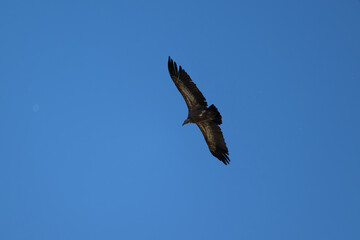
[168, 57, 230, 165]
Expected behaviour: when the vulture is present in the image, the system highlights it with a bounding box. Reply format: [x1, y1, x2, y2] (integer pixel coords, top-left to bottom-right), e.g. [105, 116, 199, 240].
[168, 57, 230, 165]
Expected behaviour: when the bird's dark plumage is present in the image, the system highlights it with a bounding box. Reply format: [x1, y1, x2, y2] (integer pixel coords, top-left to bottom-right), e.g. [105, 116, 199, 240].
[168, 57, 230, 165]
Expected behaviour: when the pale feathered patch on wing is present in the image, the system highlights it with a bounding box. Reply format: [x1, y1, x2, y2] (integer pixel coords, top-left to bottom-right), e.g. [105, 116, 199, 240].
[168, 57, 207, 110]
[196, 121, 230, 165]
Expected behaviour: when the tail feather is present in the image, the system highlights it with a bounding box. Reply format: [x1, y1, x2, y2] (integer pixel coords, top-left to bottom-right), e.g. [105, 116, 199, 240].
[208, 104, 222, 125]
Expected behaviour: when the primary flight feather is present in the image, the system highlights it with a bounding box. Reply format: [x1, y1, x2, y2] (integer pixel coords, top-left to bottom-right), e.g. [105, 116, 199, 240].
[168, 57, 230, 165]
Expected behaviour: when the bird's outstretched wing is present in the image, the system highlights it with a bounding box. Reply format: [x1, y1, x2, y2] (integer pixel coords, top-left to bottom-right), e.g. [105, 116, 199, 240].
[168, 57, 207, 111]
[196, 121, 230, 165]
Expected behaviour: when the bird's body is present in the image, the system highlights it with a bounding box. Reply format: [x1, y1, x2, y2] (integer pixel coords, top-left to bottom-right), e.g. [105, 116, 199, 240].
[184, 105, 221, 125]
[168, 57, 230, 165]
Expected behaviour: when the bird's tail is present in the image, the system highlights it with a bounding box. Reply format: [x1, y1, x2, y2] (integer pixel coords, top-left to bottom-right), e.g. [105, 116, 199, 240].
[208, 104, 222, 125]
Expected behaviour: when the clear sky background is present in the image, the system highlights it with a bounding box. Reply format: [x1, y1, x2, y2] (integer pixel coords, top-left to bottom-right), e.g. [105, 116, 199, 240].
[1, 0, 360, 239]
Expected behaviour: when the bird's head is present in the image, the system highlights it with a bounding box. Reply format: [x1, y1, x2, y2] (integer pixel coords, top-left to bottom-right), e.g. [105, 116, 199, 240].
[182, 118, 190, 126]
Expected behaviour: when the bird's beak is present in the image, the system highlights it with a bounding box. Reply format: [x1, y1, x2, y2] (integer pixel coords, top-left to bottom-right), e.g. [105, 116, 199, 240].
[182, 119, 190, 126]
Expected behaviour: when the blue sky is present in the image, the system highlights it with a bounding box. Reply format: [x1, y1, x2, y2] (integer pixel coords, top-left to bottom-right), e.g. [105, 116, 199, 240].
[1, 0, 360, 239]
